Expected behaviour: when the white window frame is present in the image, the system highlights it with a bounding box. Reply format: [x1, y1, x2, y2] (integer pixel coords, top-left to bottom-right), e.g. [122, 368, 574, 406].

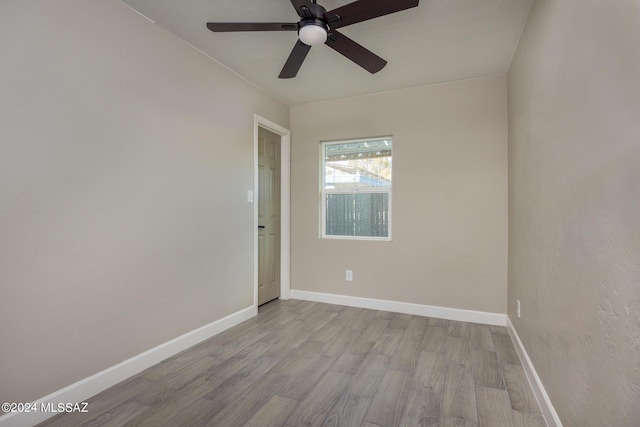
[320, 137, 393, 241]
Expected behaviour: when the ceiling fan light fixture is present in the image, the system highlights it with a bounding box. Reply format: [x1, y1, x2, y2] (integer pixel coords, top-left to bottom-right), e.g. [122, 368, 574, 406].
[299, 23, 327, 46]
[207, 0, 421, 78]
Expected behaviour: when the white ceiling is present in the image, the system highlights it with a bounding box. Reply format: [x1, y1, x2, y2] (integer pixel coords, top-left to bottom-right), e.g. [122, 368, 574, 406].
[121, 0, 532, 105]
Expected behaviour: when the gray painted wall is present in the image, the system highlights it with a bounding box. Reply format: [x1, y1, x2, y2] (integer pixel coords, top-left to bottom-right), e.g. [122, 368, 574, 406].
[507, 0, 640, 425]
[291, 76, 508, 314]
[0, 0, 289, 403]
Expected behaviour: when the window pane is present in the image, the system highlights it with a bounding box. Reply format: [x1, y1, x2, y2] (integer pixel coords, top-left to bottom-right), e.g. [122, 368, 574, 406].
[325, 193, 389, 238]
[324, 139, 392, 190]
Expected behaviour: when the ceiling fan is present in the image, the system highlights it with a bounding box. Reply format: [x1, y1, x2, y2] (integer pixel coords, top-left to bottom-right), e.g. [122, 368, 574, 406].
[206, 0, 420, 79]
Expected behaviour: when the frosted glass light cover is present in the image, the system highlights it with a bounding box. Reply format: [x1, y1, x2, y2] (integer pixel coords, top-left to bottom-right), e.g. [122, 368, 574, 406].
[299, 25, 327, 46]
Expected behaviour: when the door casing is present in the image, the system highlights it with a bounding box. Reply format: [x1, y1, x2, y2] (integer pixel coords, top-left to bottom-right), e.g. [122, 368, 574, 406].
[253, 114, 290, 308]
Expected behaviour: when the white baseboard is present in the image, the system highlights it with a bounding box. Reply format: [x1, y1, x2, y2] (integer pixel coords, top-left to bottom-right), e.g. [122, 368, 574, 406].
[507, 316, 563, 427]
[290, 290, 507, 326]
[0, 305, 257, 427]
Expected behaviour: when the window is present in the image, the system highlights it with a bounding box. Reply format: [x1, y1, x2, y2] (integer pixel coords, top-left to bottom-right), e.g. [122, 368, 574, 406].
[321, 137, 392, 240]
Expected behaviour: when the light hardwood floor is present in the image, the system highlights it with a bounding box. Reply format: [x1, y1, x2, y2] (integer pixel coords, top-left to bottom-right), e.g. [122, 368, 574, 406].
[38, 300, 546, 427]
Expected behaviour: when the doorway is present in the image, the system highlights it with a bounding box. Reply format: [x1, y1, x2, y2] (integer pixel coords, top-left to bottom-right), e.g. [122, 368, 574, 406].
[258, 126, 281, 305]
[254, 115, 290, 308]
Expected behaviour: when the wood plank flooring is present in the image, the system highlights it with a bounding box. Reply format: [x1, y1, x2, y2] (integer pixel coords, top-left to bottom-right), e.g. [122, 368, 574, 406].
[38, 300, 546, 427]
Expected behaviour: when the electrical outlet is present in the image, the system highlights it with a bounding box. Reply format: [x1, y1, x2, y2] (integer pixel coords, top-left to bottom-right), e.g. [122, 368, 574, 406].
[517, 299, 521, 318]
[345, 270, 353, 282]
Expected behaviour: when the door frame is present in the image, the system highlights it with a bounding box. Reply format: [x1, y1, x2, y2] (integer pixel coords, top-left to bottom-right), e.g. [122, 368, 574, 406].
[253, 114, 291, 308]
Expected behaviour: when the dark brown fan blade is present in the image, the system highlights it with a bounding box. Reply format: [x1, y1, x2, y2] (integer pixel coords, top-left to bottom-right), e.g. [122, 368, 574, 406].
[279, 40, 312, 79]
[207, 22, 298, 32]
[325, 30, 386, 74]
[324, 0, 419, 29]
[290, 0, 315, 18]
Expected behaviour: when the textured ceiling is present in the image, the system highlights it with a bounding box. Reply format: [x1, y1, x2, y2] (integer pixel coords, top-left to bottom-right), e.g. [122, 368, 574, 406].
[121, 0, 532, 105]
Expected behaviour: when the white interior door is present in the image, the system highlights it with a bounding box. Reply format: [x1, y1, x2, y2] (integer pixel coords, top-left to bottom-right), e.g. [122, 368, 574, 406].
[258, 126, 281, 305]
